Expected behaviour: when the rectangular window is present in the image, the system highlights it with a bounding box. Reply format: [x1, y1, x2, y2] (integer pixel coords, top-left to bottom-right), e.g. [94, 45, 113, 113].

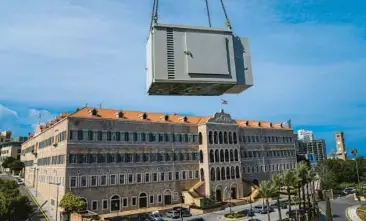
[168, 172, 172, 181]
[100, 175, 107, 186]
[195, 170, 199, 178]
[92, 201, 98, 211]
[132, 197, 137, 206]
[110, 174, 116, 185]
[182, 171, 186, 179]
[145, 173, 150, 183]
[152, 173, 158, 182]
[158, 195, 162, 203]
[137, 174, 142, 183]
[80, 176, 87, 187]
[175, 172, 179, 180]
[70, 176, 77, 187]
[102, 199, 108, 210]
[119, 174, 125, 184]
[90, 176, 97, 186]
[189, 171, 193, 179]
[149, 195, 154, 204]
[128, 174, 133, 184]
[123, 198, 128, 207]
[160, 172, 165, 182]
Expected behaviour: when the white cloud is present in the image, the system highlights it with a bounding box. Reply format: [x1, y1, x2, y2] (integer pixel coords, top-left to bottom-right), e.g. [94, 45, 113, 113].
[0, 104, 18, 118]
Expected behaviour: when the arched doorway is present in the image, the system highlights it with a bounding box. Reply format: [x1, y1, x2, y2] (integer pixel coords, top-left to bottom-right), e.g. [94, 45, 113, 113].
[110, 195, 120, 212]
[216, 188, 222, 202]
[139, 193, 148, 208]
[231, 185, 237, 200]
[253, 179, 259, 187]
[79, 198, 88, 211]
[164, 190, 172, 205]
[200, 168, 205, 181]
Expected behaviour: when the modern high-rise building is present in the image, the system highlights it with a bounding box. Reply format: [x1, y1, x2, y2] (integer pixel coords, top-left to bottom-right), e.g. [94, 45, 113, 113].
[335, 131, 347, 160]
[21, 107, 297, 217]
[297, 129, 314, 142]
[298, 139, 326, 163]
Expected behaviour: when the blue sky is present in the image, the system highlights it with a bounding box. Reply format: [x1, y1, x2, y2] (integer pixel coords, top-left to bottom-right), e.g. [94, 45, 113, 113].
[0, 0, 365, 156]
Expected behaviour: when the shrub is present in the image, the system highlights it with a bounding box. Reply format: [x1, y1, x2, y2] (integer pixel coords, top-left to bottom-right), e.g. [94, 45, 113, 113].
[356, 207, 366, 221]
[224, 213, 245, 219]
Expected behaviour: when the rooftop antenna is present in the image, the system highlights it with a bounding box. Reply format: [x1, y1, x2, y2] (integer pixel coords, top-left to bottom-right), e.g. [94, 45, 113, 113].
[38, 112, 43, 125]
[99, 103, 102, 109]
[85, 103, 88, 107]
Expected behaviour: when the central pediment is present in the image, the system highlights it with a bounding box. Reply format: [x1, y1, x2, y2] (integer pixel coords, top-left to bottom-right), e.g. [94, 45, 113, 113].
[207, 111, 237, 124]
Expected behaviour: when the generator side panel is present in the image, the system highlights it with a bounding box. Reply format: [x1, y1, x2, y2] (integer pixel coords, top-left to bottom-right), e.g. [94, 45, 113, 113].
[224, 36, 254, 94]
[146, 33, 153, 93]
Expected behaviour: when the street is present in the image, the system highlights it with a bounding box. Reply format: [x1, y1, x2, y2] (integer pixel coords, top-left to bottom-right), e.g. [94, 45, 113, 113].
[318, 194, 362, 221]
[0, 174, 48, 221]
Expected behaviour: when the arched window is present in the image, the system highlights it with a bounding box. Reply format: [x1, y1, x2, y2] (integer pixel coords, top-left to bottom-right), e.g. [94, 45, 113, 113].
[216, 168, 221, 181]
[199, 132, 203, 145]
[220, 150, 224, 162]
[210, 150, 214, 163]
[221, 167, 225, 180]
[208, 131, 213, 144]
[233, 132, 237, 144]
[215, 150, 219, 162]
[110, 195, 120, 211]
[224, 132, 228, 144]
[214, 131, 218, 144]
[230, 150, 234, 162]
[235, 166, 240, 178]
[234, 149, 239, 161]
[231, 166, 235, 179]
[226, 167, 230, 179]
[219, 132, 223, 144]
[200, 168, 205, 181]
[199, 150, 203, 163]
[210, 168, 215, 181]
[225, 150, 229, 162]
[229, 132, 233, 144]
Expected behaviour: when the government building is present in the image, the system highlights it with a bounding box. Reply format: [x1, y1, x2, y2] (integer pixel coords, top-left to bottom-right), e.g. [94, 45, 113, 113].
[21, 107, 297, 216]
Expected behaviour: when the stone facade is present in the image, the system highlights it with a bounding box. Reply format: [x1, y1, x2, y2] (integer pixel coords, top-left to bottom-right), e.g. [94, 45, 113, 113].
[21, 107, 297, 216]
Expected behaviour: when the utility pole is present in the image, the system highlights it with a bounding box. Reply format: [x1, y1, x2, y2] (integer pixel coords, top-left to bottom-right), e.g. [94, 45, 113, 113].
[49, 182, 61, 221]
[35, 168, 39, 197]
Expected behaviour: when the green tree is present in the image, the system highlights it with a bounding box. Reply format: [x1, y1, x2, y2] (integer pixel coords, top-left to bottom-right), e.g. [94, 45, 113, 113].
[9, 160, 24, 174]
[296, 161, 309, 219]
[258, 180, 276, 221]
[59, 192, 87, 215]
[0, 179, 32, 221]
[271, 173, 283, 220]
[283, 169, 298, 216]
[1, 157, 16, 170]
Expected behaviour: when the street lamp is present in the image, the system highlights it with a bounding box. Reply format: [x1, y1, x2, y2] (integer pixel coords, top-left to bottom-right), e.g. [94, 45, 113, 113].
[351, 149, 360, 185]
[49, 182, 61, 221]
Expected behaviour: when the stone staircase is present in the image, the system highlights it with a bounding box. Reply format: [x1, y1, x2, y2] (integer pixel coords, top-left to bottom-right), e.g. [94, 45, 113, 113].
[182, 181, 205, 206]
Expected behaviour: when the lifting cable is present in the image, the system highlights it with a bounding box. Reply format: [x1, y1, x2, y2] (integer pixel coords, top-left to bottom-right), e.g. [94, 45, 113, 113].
[205, 0, 212, 27]
[148, 0, 232, 34]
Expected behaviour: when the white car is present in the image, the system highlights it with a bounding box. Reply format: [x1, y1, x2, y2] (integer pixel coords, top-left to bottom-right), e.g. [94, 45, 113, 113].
[16, 179, 25, 185]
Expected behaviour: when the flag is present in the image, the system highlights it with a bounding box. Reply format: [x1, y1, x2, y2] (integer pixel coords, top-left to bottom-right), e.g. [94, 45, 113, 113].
[221, 99, 228, 105]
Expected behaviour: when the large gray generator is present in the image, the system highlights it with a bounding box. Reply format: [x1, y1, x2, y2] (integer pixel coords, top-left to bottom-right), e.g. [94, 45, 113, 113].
[146, 23, 253, 96]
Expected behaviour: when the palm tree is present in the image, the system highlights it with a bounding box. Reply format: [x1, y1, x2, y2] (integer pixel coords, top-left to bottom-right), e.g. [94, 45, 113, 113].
[306, 169, 316, 218]
[351, 148, 360, 187]
[258, 180, 276, 221]
[271, 173, 283, 220]
[296, 162, 309, 219]
[283, 170, 297, 217]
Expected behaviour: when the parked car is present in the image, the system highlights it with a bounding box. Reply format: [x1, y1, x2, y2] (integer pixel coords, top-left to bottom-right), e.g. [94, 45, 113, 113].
[150, 212, 164, 221]
[270, 202, 288, 209]
[187, 218, 204, 221]
[172, 207, 192, 217]
[286, 208, 305, 217]
[342, 187, 356, 195]
[238, 209, 255, 217]
[15, 179, 24, 185]
[252, 205, 274, 214]
[165, 210, 181, 219]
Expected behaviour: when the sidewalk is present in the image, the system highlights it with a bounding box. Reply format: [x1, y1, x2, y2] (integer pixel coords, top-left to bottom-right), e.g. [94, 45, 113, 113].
[347, 205, 363, 221]
[25, 184, 56, 221]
